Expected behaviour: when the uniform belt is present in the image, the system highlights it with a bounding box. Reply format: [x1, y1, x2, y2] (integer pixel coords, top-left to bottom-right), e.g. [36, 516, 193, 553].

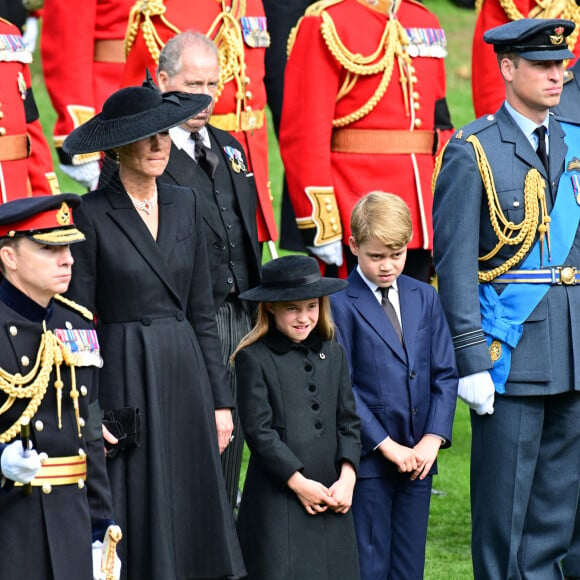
[94, 39, 126, 63]
[331, 128, 435, 154]
[493, 267, 580, 285]
[14, 454, 87, 487]
[0, 134, 29, 161]
[210, 109, 265, 132]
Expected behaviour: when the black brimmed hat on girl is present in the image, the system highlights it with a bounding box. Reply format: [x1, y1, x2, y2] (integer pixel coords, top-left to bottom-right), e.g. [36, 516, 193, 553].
[62, 74, 212, 154]
[239, 255, 347, 302]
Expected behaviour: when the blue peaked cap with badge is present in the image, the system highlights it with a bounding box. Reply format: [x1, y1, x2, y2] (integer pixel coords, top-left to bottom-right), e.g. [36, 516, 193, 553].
[484, 18, 575, 61]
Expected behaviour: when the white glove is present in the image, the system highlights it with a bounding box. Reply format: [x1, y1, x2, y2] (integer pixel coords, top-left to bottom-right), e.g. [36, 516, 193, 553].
[22, 17, 39, 54]
[1, 440, 41, 483]
[60, 160, 100, 190]
[458, 370, 495, 415]
[92, 527, 122, 580]
[307, 241, 344, 267]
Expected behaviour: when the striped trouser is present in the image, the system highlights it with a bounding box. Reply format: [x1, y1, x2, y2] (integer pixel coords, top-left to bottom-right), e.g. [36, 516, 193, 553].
[215, 297, 252, 510]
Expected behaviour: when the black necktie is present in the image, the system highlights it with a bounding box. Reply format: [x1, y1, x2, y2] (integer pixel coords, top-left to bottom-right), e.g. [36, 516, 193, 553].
[534, 126, 549, 174]
[380, 287, 403, 344]
[191, 131, 219, 179]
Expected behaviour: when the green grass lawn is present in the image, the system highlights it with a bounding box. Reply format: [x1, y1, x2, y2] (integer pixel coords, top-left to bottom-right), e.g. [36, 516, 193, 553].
[31, 2, 477, 576]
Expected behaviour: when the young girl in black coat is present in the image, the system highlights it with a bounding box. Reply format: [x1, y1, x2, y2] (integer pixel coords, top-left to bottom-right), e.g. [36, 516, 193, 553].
[231, 255, 362, 580]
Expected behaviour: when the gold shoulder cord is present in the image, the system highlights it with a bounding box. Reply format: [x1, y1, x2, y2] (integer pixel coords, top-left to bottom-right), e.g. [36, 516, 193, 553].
[288, 0, 413, 128]
[433, 135, 550, 283]
[54, 294, 93, 321]
[125, 0, 248, 119]
[475, 0, 580, 55]
[0, 324, 83, 443]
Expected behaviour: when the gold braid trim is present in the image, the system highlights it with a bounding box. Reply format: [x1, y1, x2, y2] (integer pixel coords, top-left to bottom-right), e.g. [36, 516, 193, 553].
[494, 0, 580, 55]
[465, 135, 549, 282]
[54, 294, 93, 321]
[124, 0, 248, 122]
[319, 10, 412, 127]
[431, 139, 450, 195]
[124, 0, 180, 63]
[0, 329, 82, 443]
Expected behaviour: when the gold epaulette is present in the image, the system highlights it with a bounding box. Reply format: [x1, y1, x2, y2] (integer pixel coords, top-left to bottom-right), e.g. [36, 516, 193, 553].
[287, 0, 343, 56]
[564, 69, 575, 85]
[54, 294, 93, 321]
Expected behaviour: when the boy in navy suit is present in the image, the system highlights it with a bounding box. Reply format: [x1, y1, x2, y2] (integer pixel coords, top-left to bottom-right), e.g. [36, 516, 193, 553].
[331, 191, 458, 580]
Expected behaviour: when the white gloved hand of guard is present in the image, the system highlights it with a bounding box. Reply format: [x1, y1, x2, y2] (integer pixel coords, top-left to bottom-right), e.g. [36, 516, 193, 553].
[458, 370, 495, 415]
[307, 241, 344, 267]
[0, 440, 41, 484]
[60, 160, 100, 190]
[22, 17, 39, 54]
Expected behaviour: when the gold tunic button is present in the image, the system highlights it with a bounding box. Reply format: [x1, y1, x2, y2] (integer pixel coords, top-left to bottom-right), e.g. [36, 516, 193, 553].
[80, 385, 88, 396]
[39, 452, 48, 463]
[413, 102, 420, 111]
[245, 91, 252, 100]
[78, 448, 86, 457]
[21, 355, 30, 367]
[412, 91, 419, 100]
[65, 321, 73, 329]
[77, 479, 85, 490]
[0, 112, 4, 119]
[42, 483, 52, 494]
[332, 224, 339, 232]
[79, 417, 86, 428]
[9, 325, 17, 336]
[414, 118, 422, 128]
[34, 420, 44, 432]
[0, 128, 6, 136]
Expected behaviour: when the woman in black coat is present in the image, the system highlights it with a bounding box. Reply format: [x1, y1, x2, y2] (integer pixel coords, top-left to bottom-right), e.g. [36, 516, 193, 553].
[63, 83, 245, 580]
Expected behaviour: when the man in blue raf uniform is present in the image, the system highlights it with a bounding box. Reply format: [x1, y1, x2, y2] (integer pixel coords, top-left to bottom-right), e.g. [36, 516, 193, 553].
[0, 194, 120, 579]
[433, 18, 580, 580]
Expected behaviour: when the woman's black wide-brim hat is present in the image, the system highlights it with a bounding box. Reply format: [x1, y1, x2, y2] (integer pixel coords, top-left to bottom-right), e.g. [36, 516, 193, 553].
[239, 255, 347, 302]
[62, 80, 212, 154]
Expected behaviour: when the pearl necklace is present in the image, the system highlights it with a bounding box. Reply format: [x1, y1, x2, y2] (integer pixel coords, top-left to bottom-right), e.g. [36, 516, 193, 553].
[127, 188, 158, 215]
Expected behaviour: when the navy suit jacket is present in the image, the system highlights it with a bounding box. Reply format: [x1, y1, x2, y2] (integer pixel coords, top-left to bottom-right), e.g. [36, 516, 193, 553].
[331, 270, 458, 478]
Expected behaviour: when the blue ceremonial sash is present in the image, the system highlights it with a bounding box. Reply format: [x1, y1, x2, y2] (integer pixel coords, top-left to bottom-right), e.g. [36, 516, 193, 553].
[479, 121, 580, 392]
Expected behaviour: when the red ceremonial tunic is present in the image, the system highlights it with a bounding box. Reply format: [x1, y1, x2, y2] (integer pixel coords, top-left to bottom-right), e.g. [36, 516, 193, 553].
[472, 0, 580, 118]
[40, 0, 134, 165]
[279, 0, 452, 266]
[121, 0, 278, 243]
[0, 18, 58, 202]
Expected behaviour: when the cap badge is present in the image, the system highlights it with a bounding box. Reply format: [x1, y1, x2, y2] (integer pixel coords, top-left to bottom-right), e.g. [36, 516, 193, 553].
[550, 27, 565, 46]
[56, 202, 71, 226]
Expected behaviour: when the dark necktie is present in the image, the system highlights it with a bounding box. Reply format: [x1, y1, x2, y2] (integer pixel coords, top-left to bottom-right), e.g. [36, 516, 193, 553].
[534, 126, 549, 174]
[191, 131, 219, 179]
[380, 286, 403, 344]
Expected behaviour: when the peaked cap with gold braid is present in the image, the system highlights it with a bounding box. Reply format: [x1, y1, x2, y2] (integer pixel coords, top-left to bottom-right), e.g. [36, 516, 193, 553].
[0, 193, 85, 246]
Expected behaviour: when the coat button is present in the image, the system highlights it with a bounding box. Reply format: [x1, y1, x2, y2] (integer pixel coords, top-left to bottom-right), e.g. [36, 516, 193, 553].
[21, 355, 30, 367]
[308, 384, 316, 393]
[9, 325, 17, 336]
[142, 317, 152, 326]
[77, 479, 85, 490]
[311, 402, 320, 411]
[34, 420, 44, 432]
[80, 385, 88, 397]
[227, 277, 234, 284]
[304, 363, 313, 372]
[39, 452, 48, 463]
[412, 408, 417, 416]
[42, 483, 52, 494]
[176, 312, 185, 321]
[65, 321, 73, 329]
[314, 421, 323, 430]
[409, 371, 417, 379]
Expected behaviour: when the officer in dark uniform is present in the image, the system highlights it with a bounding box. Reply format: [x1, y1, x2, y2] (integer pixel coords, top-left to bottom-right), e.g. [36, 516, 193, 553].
[554, 57, 580, 580]
[0, 194, 120, 579]
[433, 18, 580, 580]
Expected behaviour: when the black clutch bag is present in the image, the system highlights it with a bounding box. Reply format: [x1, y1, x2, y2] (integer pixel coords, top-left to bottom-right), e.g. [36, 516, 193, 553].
[102, 407, 141, 459]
